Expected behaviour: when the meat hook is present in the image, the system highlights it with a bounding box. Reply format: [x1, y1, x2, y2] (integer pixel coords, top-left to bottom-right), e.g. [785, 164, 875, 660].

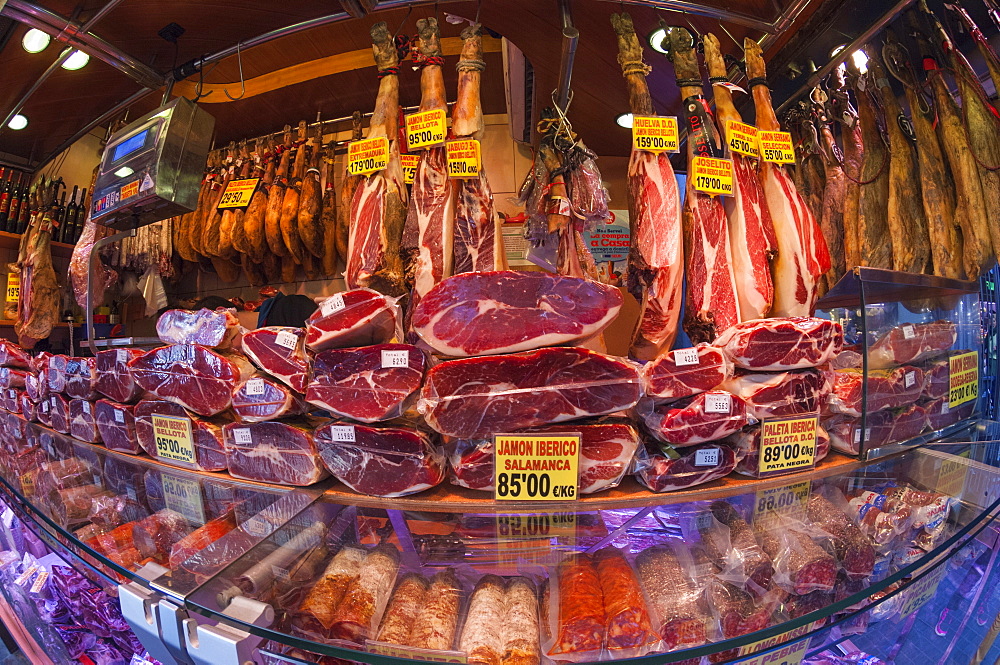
[225, 40, 247, 101]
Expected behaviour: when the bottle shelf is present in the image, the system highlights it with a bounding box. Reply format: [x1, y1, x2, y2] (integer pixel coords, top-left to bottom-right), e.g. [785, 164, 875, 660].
[0, 230, 76, 259]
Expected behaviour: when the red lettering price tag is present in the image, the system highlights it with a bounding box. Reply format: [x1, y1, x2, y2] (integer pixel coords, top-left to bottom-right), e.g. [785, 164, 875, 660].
[691, 156, 734, 196]
[727, 121, 760, 158]
[494, 433, 580, 501]
[758, 131, 795, 164]
[632, 115, 680, 153]
[347, 137, 389, 176]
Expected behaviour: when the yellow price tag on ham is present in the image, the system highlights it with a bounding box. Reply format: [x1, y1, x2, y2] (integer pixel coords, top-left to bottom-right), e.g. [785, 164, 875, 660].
[949, 351, 979, 408]
[405, 108, 447, 150]
[727, 121, 760, 158]
[759, 130, 795, 164]
[446, 139, 481, 179]
[494, 433, 580, 501]
[400, 153, 420, 184]
[757, 415, 818, 475]
[632, 115, 680, 153]
[216, 178, 260, 209]
[151, 414, 195, 465]
[346, 137, 389, 176]
[691, 156, 734, 196]
[6, 274, 19, 303]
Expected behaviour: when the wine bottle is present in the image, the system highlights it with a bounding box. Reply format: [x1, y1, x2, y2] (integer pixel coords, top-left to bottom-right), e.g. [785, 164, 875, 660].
[54, 191, 67, 242]
[16, 181, 31, 234]
[7, 173, 22, 233]
[0, 169, 11, 232]
[65, 185, 79, 238]
[72, 188, 87, 242]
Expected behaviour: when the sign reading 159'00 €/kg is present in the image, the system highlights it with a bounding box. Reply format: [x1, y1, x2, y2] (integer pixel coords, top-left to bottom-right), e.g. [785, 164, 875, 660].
[494, 433, 580, 501]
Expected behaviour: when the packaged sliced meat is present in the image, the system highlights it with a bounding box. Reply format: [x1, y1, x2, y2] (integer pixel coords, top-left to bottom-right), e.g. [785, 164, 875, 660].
[0, 367, 28, 389]
[868, 321, 957, 369]
[412, 270, 622, 357]
[633, 442, 737, 492]
[730, 425, 831, 477]
[132, 509, 192, 560]
[925, 397, 977, 431]
[714, 317, 844, 370]
[719, 368, 828, 419]
[24, 372, 45, 403]
[69, 399, 101, 443]
[408, 569, 461, 650]
[419, 347, 641, 438]
[548, 554, 604, 656]
[294, 547, 366, 634]
[637, 390, 749, 446]
[223, 420, 328, 486]
[128, 345, 255, 416]
[635, 546, 709, 651]
[65, 357, 98, 399]
[134, 400, 228, 472]
[376, 574, 429, 645]
[306, 343, 425, 423]
[241, 327, 311, 393]
[95, 400, 140, 455]
[447, 419, 639, 495]
[921, 358, 951, 400]
[168, 511, 238, 568]
[703, 577, 772, 643]
[822, 403, 928, 456]
[806, 494, 875, 580]
[315, 420, 445, 497]
[706, 501, 774, 594]
[36, 395, 51, 426]
[640, 344, 732, 402]
[47, 354, 69, 393]
[0, 340, 30, 368]
[305, 289, 399, 352]
[755, 518, 837, 595]
[232, 375, 307, 422]
[826, 367, 924, 417]
[2, 387, 20, 414]
[48, 393, 70, 433]
[95, 348, 146, 403]
[156, 307, 242, 348]
[48, 484, 112, 526]
[329, 545, 400, 642]
[503, 576, 541, 665]
[459, 575, 506, 665]
[593, 547, 657, 650]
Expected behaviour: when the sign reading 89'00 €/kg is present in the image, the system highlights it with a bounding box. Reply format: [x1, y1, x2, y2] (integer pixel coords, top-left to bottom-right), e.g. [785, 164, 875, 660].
[494, 433, 580, 501]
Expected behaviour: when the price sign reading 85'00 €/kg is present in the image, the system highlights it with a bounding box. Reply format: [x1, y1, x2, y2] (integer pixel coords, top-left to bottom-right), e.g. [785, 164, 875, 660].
[494, 433, 580, 501]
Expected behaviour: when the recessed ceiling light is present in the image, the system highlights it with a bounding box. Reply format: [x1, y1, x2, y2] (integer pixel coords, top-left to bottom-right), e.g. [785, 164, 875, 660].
[114, 167, 134, 178]
[616, 113, 634, 129]
[648, 27, 668, 54]
[7, 115, 28, 131]
[61, 50, 90, 70]
[21, 29, 50, 54]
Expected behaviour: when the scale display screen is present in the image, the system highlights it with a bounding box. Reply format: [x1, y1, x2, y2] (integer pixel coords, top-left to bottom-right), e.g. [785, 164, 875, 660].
[112, 128, 150, 162]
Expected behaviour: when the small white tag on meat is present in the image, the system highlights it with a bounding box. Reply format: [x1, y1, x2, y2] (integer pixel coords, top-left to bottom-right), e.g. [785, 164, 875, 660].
[329, 425, 356, 442]
[902, 324, 915, 339]
[117, 349, 128, 363]
[695, 447, 720, 466]
[381, 349, 409, 369]
[905, 371, 916, 388]
[114, 409, 125, 423]
[82, 401, 91, 414]
[275, 331, 299, 351]
[673, 348, 700, 366]
[234, 428, 253, 445]
[245, 378, 266, 395]
[704, 393, 732, 414]
[321, 293, 346, 315]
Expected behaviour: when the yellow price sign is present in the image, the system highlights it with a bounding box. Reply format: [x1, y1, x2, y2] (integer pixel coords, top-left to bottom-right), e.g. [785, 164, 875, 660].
[368, 641, 467, 663]
[949, 351, 978, 408]
[898, 564, 947, 618]
[400, 153, 420, 184]
[347, 137, 390, 176]
[758, 415, 818, 475]
[6, 274, 19, 303]
[759, 130, 796, 164]
[735, 638, 809, 665]
[161, 473, 206, 525]
[496, 512, 577, 539]
[120, 179, 140, 200]
[151, 414, 195, 465]
[405, 109, 447, 150]
[737, 621, 823, 659]
[494, 433, 580, 501]
[691, 156, 734, 196]
[19, 469, 34, 497]
[753, 480, 810, 531]
[446, 139, 481, 179]
[632, 115, 680, 153]
[727, 121, 760, 158]
[216, 177, 260, 209]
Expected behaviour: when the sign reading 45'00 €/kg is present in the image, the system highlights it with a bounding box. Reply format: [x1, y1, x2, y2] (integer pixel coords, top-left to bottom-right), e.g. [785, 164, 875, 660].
[494, 433, 580, 501]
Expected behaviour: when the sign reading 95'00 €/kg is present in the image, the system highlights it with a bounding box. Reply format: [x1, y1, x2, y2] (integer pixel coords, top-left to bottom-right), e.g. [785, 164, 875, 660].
[494, 433, 580, 501]
[405, 109, 447, 151]
[151, 414, 195, 465]
[757, 415, 818, 476]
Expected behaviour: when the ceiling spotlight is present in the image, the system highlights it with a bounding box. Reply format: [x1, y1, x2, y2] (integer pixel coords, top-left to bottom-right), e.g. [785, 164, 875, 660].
[61, 49, 90, 70]
[616, 113, 634, 129]
[7, 115, 28, 131]
[21, 29, 51, 53]
[648, 27, 668, 54]
[830, 44, 869, 74]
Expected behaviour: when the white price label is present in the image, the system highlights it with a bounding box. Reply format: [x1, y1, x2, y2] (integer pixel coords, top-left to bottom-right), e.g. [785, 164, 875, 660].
[233, 428, 253, 445]
[275, 330, 298, 350]
[321, 293, 346, 315]
[117, 349, 128, 363]
[854, 427, 872, 444]
[329, 425, 357, 443]
[245, 378, 266, 395]
[14, 565, 37, 586]
[41, 401, 48, 413]
[381, 349, 409, 369]
[114, 409, 125, 423]
[942, 402, 950, 414]
[902, 324, 916, 339]
[7, 390, 14, 400]
[695, 447, 720, 467]
[242, 516, 271, 537]
[905, 371, 916, 388]
[82, 401, 91, 414]
[704, 393, 732, 414]
[672, 348, 700, 367]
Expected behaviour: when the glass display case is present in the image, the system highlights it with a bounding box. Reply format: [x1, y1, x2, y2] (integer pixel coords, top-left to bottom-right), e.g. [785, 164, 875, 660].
[816, 267, 985, 459]
[0, 419, 998, 664]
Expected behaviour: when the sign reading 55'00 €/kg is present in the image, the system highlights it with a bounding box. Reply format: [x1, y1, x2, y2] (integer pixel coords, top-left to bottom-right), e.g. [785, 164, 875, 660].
[494, 433, 580, 501]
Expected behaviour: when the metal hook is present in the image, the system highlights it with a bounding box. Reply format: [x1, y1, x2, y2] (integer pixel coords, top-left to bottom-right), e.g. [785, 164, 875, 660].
[192, 64, 213, 102]
[225, 41, 246, 101]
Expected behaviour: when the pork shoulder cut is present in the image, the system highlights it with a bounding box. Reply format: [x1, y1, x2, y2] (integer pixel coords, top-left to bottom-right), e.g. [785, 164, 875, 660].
[241, 327, 311, 392]
[826, 367, 923, 417]
[714, 317, 843, 370]
[640, 344, 732, 402]
[0, 340, 30, 369]
[95, 400, 140, 455]
[411, 270, 623, 357]
[315, 420, 445, 496]
[633, 441, 737, 492]
[0, 368, 28, 389]
[223, 420, 328, 486]
[418, 347, 641, 438]
[48, 393, 69, 433]
[306, 343, 425, 423]
[868, 321, 957, 369]
[95, 348, 145, 403]
[719, 369, 829, 419]
[18, 393, 35, 421]
[128, 345, 254, 416]
[65, 357, 98, 400]
[637, 390, 749, 446]
[156, 307, 242, 348]
[69, 399, 101, 443]
[134, 400, 228, 472]
[305, 289, 398, 352]
[232, 375, 307, 422]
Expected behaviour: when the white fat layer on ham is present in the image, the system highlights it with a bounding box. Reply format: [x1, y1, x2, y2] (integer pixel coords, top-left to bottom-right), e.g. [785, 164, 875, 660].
[726, 155, 775, 320]
[413, 147, 456, 300]
[453, 168, 497, 274]
[763, 165, 818, 316]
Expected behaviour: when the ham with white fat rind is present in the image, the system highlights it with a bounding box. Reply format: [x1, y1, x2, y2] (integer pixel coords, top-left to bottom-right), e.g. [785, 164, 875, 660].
[305, 289, 398, 351]
[719, 368, 829, 419]
[128, 345, 254, 417]
[241, 327, 310, 393]
[640, 344, 732, 403]
[714, 317, 843, 371]
[223, 420, 328, 486]
[636, 390, 749, 447]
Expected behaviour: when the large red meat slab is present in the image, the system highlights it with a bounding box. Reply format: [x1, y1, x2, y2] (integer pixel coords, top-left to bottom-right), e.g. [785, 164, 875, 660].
[633, 442, 737, 492]
[0, 340, 29, 369]
[638, 390, 749, 446]
[95, 400, 140, 454]
[95, 348, 145, 403]
[241, 327, 310, 393]
[714, 317, 843, 370]
[411, 270, 623, 357]
[65, 357, 98, 400]
[128, 345, 254, 416]
[868, 321, 957, 369]
[232, 376, 306, 422]
[134, 400, 228, 472]
[640, 344, 732, 402]
[418, 347, 641, 438]
[156, 308, 241, 348]
[306, 344, 425, 423]
[305, 289, 398, 352]
[69, 399, 101, 443]
[826, 367, 923, 417]
[719, 369, 828, 419]
[223, 421, 328, 486]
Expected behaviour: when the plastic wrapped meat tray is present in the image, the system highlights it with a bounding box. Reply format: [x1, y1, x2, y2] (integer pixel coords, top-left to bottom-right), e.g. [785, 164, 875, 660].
[640, 344, 732, 402]
[826, 367, 924, 417]
[635, 546, 709, 651]
[730, 425, 831, 477]
[128, 344, 254, 416]
[95, 348, 145, 403]
[223, 419, 328, 486]
[306, 289, 398, 352]
[65, 357, 98, 400]
[18, 393, 35, 422]
[315, 420, 444, 496]
[241, 327, 311, 393]
[868, 321, 957, 369]
[134, 400, 228, 471]
[47, 354, 69, 393]
[713, 317, 844, 371]
[822, 404, 928, 455]
[633, 442, 737, 492]
[0, 339, 30, 368]
[925, 397, 977, 431]
[419, 347, 641, 438]
[0, 367, 28, 389]
[48, 394, 70, 433]
[232, 375, 307, 422]
[69, 399, 101, 443]
[156, 307, 241, 348]
[756, 517, 837, 595]
[805, 494, 875, 579]
[94, 400, 140, 455]
[637, 390, 749, 446]
[719, 369, 828, 420]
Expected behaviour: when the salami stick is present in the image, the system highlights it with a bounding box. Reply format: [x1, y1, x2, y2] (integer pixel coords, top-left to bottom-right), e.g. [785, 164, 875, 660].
[330, 545, 400, 642]
[502, 577, 540, 665]
[594, 547, 656, 650]
[550, 554, 604, 655]
[409, 569, 461, 650]
[297, 546, 365, 630]
[460, 575, 506, 665]
[376, 574, 428, 645]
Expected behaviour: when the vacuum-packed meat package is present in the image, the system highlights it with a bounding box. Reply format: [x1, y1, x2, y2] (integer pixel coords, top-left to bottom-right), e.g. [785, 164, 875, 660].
[95, 400, 140, 455]
[69, 399, 101, 443]
[547, 554, 605, 656]
[24, 372, 45, 403]
[36, 395, 51, 426]
[128, 344, 254, 416]
[169, 511, 238, 568]
[459, 575, 504, 665]
[822, 403, 927, 456]
[637, 390, 749, 446]
[47, 354, 69, 393]
[156, 307, 241, 348]
[65, 357, 98, 399]
[921, 357, 951, 400]
[328, 545, 400, 642]
[377, 573, 430, 645]
[305, 289, 399, 352]
[48, 393, 70, 433]
[0, 339, 30, 368]
[295, 547, 366, 633]
[134, 400, 228, 472]
[232, 375, 307, 422]
[730, 424, 831, 477]
[95, 348, 145, 403]
[593, 548, 658, 651]
[719, 368, 828, 419]
[714, 317, 844, 370]
[806, 494, 875, 579]
[635, 546, 710, 651]
[868, 321, 957, 369]
[925, 396, 977, 431]
[315, 420, 444, 497]
[19, 393, 35, 421]
[2, 387, 20, 414]
[640, 344, 732, 402]
[132, 509, 193, 560]
[633, 442, 737, 492]
[223, 419, 328, 486]
[0, 367, 28, 389]
[706, 501, 774, 593]
[826, 367, 924, 417]
[756, 518, 837, 595]
[241, 327, 311, 393]
[306, 343, 425, 423]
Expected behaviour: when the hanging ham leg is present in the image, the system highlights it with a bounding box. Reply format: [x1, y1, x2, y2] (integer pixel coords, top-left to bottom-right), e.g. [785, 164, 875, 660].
[745, 38, 829, 316]
[231, 140, 259, 256]
[828, 70, 863, 271]
[321, 142, 339, 277]
[218, 141, 249, 260]
[299, 122, 325, 259]
[703, 33, 775, 321]
[611, 12, 682, 361]
[408, 17, 456, 300]
[266, 128, 293, 258]
[281, 121, 309, 264]
[245, 139, 274, 262]
[203, 144, 235, 257]
[15, 193, 59, 348]
[451, 23, 499, 274]
[814, 105, 848, 286]
[337, 112, 362, 270]
[345, 22, 408, 295]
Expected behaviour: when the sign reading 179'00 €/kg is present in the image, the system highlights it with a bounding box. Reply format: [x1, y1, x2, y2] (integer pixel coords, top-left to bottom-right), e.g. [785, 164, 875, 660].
[494, 433, 580, 501]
